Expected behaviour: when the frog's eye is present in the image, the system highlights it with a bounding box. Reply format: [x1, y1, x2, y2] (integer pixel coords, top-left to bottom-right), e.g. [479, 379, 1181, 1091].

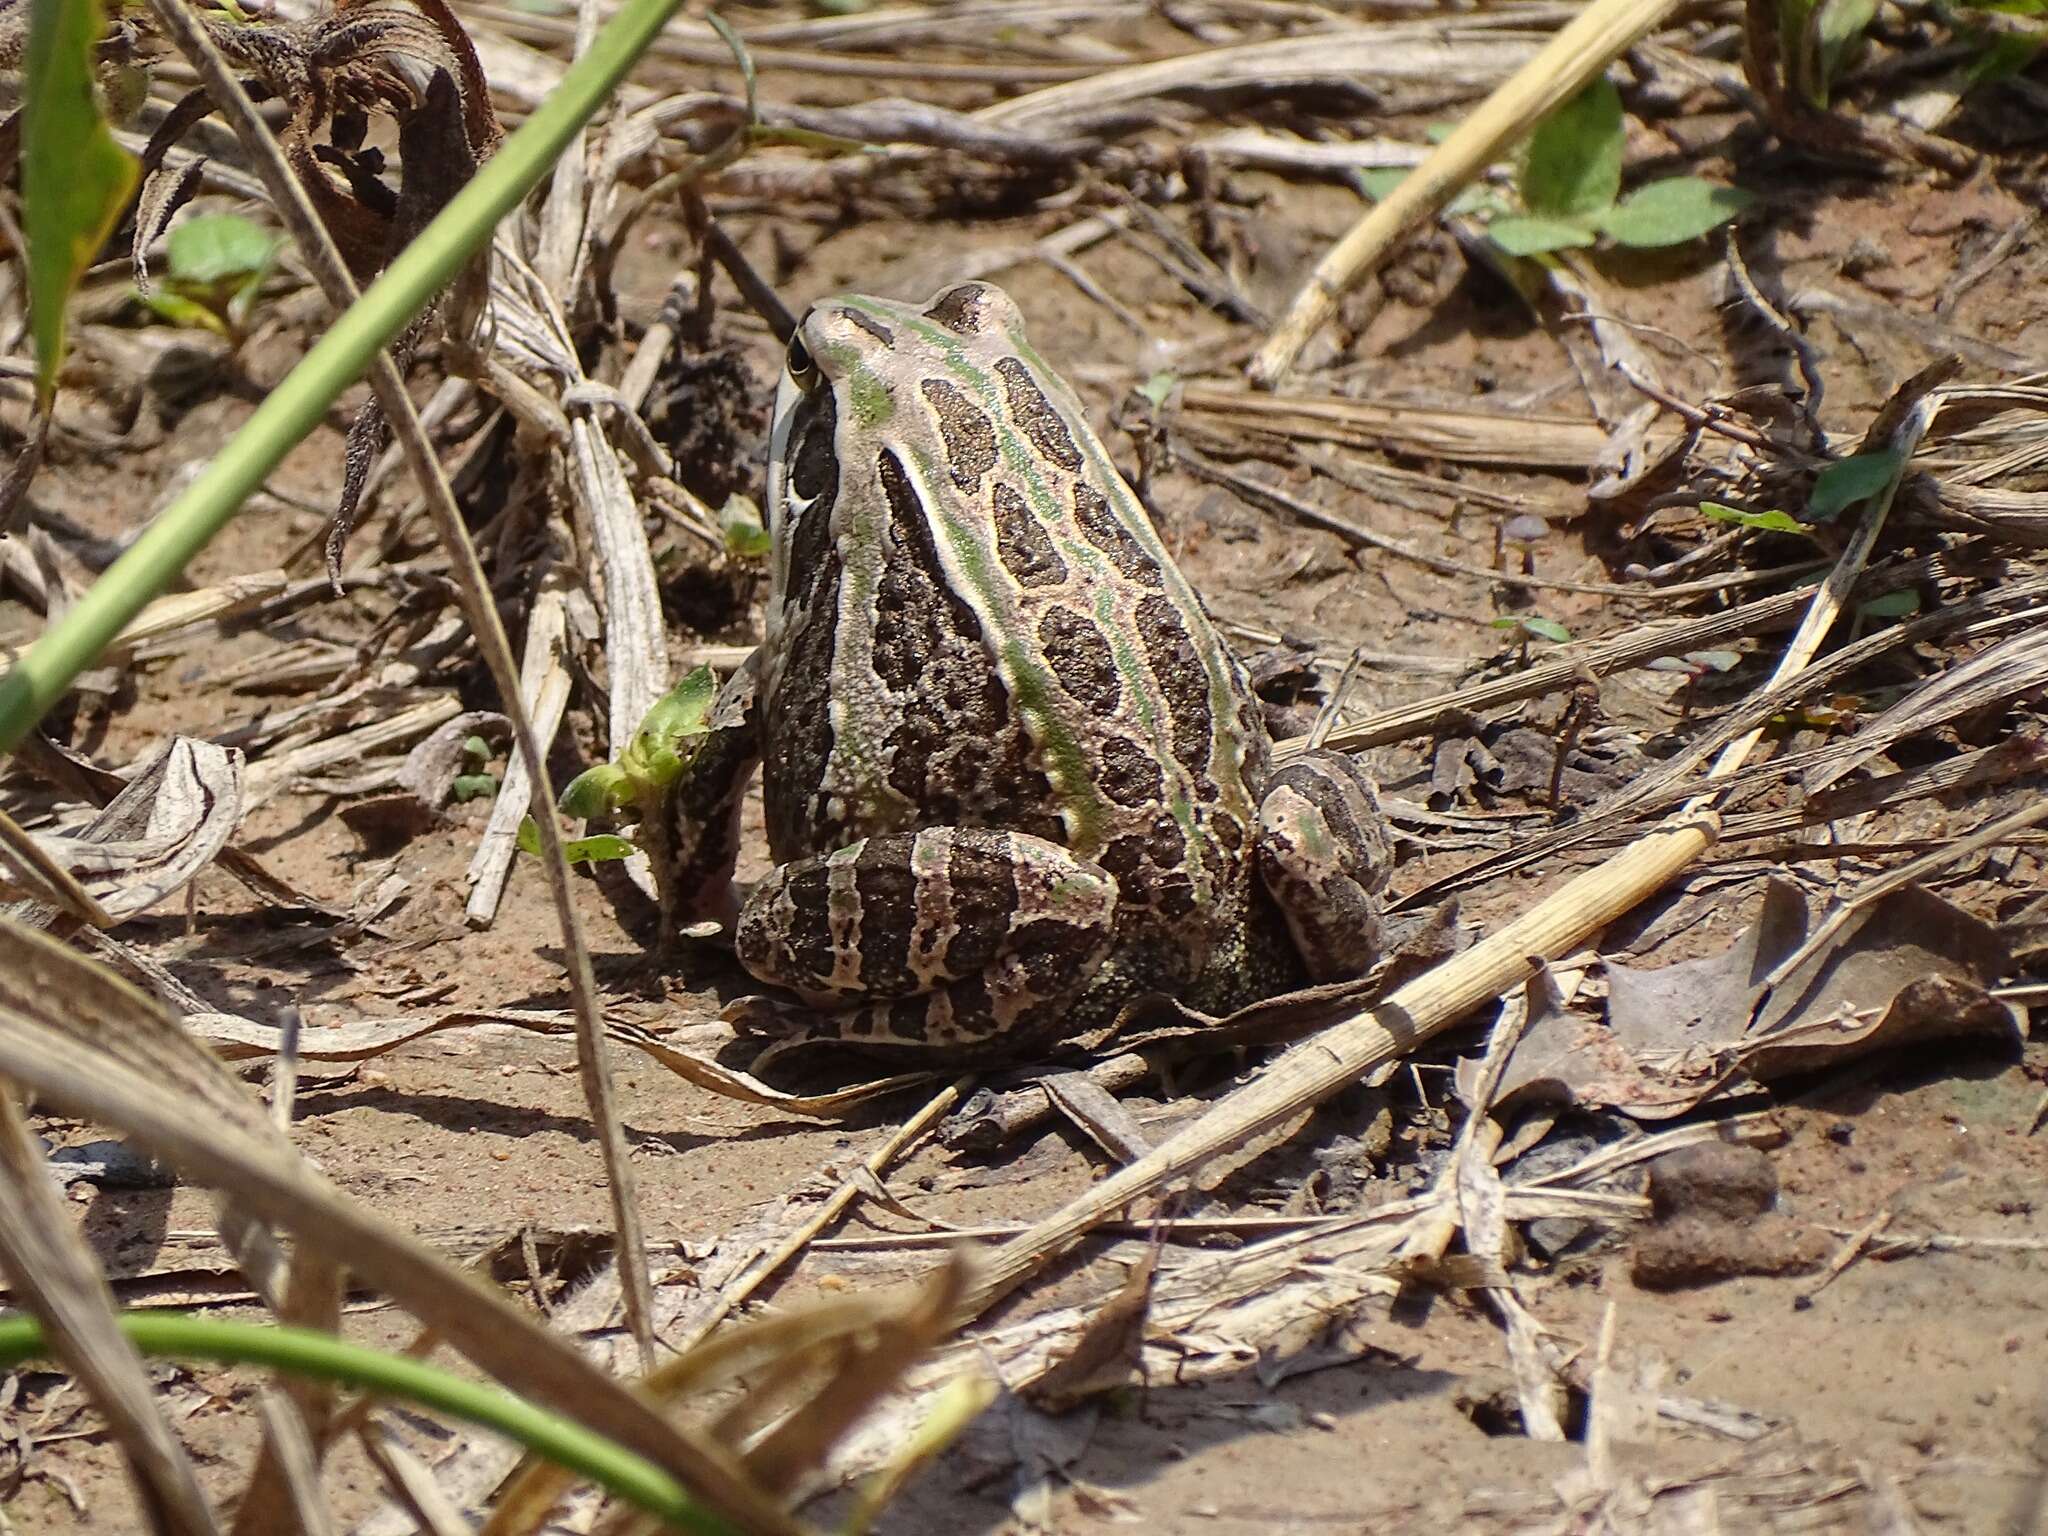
[785, 333, 819, 394]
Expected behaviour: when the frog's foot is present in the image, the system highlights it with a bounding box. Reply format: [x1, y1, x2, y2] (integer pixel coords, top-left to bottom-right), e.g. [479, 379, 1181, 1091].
[1256, 752, 1391, 982]
[732, 827, 1117, 1054]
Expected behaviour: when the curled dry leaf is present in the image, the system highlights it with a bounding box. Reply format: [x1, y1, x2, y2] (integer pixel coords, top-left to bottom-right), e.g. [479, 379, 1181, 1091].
[129, 0, 505, 575]
[4, 737, 243, 924]
[1493, 880, 2019, 1118]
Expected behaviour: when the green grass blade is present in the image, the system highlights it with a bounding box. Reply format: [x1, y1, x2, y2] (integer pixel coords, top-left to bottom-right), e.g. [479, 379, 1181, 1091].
[23, 0, 140, 405]
[0, 0, 686, 754]
[0, 1312, 737, 1534]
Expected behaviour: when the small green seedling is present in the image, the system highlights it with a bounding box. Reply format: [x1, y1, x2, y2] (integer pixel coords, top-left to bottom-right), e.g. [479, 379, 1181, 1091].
[142, 213, 279, 340]
[1135, 371, 1178, 409]
[1701, 502, 1812, 536]
[1485, 77, 1753, 256]
[1777, 0, 2040, 118]
[450, 734, 499, 803]
[1699, 446, 1905, 537]
[719, 494, 771, 560]
[517, 665, 718, 863]
[1857, 588, 1921, 620]
[1777, 0, 1881, 106]
[1645, 648, 1742, 716]
[1492, 613, 1570, 666]
[1645, 649, 1743, 681]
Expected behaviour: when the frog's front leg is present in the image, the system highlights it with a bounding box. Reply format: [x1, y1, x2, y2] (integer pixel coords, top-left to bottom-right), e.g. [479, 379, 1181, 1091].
[733, 828, 1118, 1053]
[1255, 751, 1392, 982]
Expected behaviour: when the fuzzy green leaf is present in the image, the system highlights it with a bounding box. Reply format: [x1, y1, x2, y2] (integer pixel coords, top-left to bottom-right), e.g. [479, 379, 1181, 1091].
[166, 213, 277, 287]
[1597, 179, 1754, 248]
[1136, 371, 1177, 408]
[621, 665, 718, 788]
[451, 773, 499, 803]
[22, 0, 141, 405]
[141, 290, 231, 337]
[1487, 215, 1599, 256]
[1520, 76, 1624, 220]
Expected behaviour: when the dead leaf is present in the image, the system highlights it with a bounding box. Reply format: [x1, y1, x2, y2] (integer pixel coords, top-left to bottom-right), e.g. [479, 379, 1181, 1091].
[5, 739, 243, 925]
[130, 0, 505, 575]
[1497, 882, 2016, 1119]
[1025, 1242, 1159, 1414]
[1744, 883, 2018, 1072]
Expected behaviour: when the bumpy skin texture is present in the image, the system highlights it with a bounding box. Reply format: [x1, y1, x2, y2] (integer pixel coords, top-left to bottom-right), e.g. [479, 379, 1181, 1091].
[657, 282, 1391, 1059]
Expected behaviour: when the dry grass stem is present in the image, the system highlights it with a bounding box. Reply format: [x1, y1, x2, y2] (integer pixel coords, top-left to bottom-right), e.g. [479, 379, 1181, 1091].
[137, 0, 659, 1368]
[0, 1087, 222, 1535]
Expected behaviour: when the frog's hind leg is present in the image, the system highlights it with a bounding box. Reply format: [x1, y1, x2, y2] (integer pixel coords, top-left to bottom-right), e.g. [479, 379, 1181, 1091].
[731, 827, 1117, 1056]
[1255, 752, 1391, 982]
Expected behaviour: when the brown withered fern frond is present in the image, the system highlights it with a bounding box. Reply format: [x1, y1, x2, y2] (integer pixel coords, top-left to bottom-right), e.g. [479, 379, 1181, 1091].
[131, 0, 505, 579]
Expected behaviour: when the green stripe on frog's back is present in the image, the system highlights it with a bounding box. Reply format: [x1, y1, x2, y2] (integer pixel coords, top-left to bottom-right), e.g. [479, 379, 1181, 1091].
[899, 438, 1111, 855]
[1013, 330, 1260, 815]
[876, 292, 1250, 883]
[815, 335, 915, 831]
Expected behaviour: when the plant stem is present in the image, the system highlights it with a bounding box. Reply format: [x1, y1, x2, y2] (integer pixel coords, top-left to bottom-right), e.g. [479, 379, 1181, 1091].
[0, 0, 685, 752]
[0, 1312, 735, 1534]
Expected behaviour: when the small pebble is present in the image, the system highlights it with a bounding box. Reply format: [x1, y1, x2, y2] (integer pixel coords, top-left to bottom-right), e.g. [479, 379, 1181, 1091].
[1647, 1142, 1777, 1221]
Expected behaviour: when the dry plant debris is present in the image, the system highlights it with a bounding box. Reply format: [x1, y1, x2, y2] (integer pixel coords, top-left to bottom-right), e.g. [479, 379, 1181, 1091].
[2, 0, 2048, 1528]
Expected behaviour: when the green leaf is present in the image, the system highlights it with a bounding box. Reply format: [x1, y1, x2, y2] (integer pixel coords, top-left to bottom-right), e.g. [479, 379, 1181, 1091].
[1858, 589, 1922, 619]
[1359, 166, 1411, 202]
[461, 734, 493, 767]
[1136, 371, 1177, 408]
[1963, 29, 2043, 89]
[516, 819, 638, 863]
[1487, 215, 1599, 256]
[141, 290, 231, 337]
[1701, 502, 1810, 535]
[155, 214, 278, 337]
[1596, 178, 1754, 247]
[1360, 164, 1502, 218]
[718, 495, 771, 560]
[1808, 449, 1902, 521]
[166, 214, 278, 288]
[1520, 76, 1624, 220]
[22, 0, 141, 406]
[556, 764, 633, 819]
[1814, 0, 1879, 95]
[451, 773, 499, 802]
[1491, 614, 1570, 643]
[619, 664, 719, 790]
